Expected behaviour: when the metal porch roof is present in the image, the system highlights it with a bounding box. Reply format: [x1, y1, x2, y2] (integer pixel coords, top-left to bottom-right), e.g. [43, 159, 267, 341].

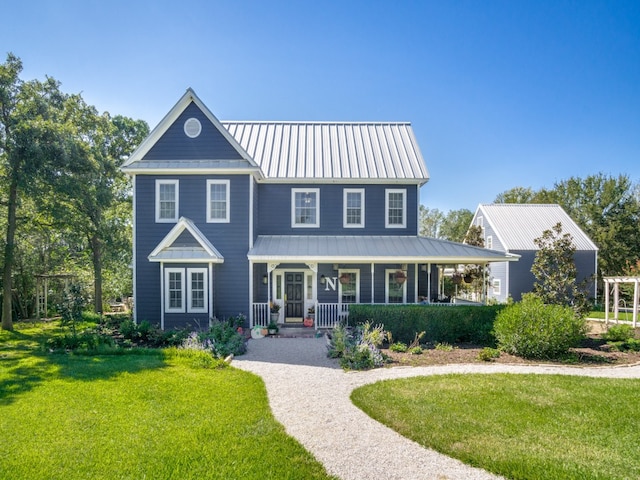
[248, 235, 519, 263]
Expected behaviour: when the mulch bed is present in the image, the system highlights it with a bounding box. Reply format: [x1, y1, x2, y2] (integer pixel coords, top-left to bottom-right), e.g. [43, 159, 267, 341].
[383, 335, 640, 367]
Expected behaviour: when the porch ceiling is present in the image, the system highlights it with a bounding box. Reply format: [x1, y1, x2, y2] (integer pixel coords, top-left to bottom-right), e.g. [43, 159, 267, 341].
[248, 235, 520, 263]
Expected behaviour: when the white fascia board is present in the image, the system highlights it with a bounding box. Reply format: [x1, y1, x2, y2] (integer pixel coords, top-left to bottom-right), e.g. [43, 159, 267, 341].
[122, 167, 263, 178]
[256, 177, 426, 185]
[247, 254, 520, 263]
[149, 257, 224, 264]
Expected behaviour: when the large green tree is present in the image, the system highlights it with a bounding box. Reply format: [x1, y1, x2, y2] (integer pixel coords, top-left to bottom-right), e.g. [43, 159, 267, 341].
[418, 205, 444, 237]
[439, 209, 474, 242]
[1, 54, 86, 330]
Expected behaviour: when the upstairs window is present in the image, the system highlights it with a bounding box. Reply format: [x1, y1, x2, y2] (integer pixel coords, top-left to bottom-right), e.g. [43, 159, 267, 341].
[385, 189, 406, 228]
[486, 235, 493, 249]
[207, 180, 230, 223]
[292, 189, 319, 228]
[156, 180, 179, 222]
[344, 189, 365, 228]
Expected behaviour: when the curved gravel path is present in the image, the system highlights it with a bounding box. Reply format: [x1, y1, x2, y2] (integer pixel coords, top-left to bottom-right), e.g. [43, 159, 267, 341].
[233, 336, 640, 480]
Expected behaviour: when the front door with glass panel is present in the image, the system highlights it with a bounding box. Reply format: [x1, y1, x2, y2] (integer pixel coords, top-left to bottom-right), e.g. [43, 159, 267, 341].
[285, 272, 304, 322]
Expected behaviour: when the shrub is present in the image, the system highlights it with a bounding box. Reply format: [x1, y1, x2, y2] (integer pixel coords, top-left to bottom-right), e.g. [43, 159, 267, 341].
[602, 324, 635, 342]
[348, 304, 504, 345]
[389, 342, 408, 353]
[493, 294, 587, 359]
[477, 347, 501, 362]
[409, 346, 423, 355]
[434, 342, 454, 352]
[327, 321, 387, 370]
[198, 319, 247, 358]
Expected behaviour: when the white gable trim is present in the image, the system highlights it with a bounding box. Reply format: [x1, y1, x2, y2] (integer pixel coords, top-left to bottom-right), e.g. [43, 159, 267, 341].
[148, 217, 224, 262]
[122, 88, 261, 173]
[476, 204, 508, 253]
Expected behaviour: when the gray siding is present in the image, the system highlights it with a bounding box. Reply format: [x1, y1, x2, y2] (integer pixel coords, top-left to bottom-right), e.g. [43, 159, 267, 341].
[257, 183, 418, 236]
[144, 103, 243, 161]
[135, 174, 252, 326]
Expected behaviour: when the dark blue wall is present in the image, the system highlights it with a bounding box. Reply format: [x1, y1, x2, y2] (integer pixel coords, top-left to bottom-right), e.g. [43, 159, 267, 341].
[135, 174, 252, 326]
[257, 183, 418, 235]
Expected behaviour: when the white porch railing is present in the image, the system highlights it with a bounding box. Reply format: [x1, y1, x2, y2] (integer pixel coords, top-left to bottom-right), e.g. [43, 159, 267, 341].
[316, 303, 350, 329]
[252, 302, 270, 327]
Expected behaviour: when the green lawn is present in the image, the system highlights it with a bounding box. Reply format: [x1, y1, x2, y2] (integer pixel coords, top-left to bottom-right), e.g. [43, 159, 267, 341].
[589, 310, 636, 322]
[352, 374, 640, 480]
[0, 321, 335, 480]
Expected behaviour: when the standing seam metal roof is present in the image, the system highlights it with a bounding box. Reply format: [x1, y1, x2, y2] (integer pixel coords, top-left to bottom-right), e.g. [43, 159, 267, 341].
[478, 204, 598, 251]
[222, 122, 429, 183]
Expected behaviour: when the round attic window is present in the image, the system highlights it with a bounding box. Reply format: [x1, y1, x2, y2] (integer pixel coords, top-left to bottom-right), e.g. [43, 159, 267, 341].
[184, 117, 202, 138]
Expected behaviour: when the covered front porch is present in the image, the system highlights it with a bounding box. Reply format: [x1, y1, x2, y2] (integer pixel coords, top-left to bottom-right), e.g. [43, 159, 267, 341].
[247, 235, 519, 329]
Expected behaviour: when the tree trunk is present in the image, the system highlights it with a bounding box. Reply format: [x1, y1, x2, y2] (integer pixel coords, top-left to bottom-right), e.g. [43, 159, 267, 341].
[2, 179, 18, 330]
[90, 234, 103, 314]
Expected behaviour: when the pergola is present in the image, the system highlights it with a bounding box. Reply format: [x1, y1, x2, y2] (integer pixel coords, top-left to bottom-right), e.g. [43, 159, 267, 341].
[35, 274, 76, 319]
[602, 276, 640, 328]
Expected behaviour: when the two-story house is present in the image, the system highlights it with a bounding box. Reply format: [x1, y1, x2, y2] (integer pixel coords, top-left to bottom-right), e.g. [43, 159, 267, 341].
[122, 89, 516, 330]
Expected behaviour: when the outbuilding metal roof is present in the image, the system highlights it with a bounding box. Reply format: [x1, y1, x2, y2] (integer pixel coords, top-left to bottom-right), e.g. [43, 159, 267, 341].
[248, 235, 519, 263]
[477, 204, 598, 251]
[223, 122, 429, 184]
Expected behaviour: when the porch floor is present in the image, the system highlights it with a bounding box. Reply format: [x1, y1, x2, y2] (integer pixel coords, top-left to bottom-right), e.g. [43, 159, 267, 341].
[268, 326, 328, 338]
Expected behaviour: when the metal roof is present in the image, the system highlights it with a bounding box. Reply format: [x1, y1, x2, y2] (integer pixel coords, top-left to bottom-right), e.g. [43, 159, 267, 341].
[223, 122, 430, 184]
[248, 235, 519, 263]
[477, 204, 598, 251]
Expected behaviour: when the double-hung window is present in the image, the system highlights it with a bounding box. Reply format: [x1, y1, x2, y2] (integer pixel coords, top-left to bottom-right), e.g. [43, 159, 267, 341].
[339, 270, 360, 304]
[156, 180, 179, 222]
[164, 267, 208, 313]
[207, 179, 230, 223]
[292, 188, 319, 228]
[385, 189, 406, 228]
[343, 189, 364, 228]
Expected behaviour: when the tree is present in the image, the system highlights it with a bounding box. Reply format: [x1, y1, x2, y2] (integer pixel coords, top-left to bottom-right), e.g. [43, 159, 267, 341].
[44, 103, 148, 313]
[418, 205, 444, 237]
[439, 209, 473, 242]
[534, 174, 640, 278]
[1, 53, 84, 330]
[462, 225, 490, 298]
[531, 222, 588, 315]
[494, 186, 536, 204]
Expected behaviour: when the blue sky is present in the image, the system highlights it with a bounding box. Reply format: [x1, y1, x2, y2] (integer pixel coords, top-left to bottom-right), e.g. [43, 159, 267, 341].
[3, 0, 639, 212]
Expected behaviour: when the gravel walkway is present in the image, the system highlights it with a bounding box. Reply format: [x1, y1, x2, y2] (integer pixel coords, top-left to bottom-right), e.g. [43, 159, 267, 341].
[233, 336, 640, 480]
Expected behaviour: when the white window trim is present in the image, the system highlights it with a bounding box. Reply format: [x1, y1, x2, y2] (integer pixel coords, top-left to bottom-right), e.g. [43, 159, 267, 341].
[486, 235, 493, 249]
[338, 269, 360, 304]
[385, 189, 406, 228]
[156, 179, 179, 223]
[385, 268, 407, 304]
[291, 188, 320, 228]
[477, 216, 484, 227]
[164, 267, 185, 313]
[493, 279, 501, 295]
[206, 179, 230, 223]
[343, 188, 365, 228]
[187, 268, 208, 313]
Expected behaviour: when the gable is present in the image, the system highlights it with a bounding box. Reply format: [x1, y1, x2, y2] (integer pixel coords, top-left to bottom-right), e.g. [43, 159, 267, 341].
[148, 217, 224, 263]
[144, 102, 243, 161]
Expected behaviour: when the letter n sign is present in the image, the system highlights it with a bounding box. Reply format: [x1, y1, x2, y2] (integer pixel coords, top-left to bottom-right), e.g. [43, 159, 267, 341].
[324, 277, 338, 291]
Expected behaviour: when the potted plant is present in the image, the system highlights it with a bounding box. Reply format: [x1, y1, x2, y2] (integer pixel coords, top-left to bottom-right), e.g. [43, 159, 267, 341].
[270, 301, 281, 323]
[395, 270, 407, 284]
[307, 305, 315, 320]
[267, 321, 279, 335]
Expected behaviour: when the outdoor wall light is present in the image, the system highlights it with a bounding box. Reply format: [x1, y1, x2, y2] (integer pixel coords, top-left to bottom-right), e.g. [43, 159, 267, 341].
[320, 274, 326, 285]
[262, 274, 268, 285]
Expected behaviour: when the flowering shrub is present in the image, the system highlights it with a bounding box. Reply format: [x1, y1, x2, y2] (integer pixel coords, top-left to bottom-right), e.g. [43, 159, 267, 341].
[180, 318, 247, 358]
[327, 321, 387, 370]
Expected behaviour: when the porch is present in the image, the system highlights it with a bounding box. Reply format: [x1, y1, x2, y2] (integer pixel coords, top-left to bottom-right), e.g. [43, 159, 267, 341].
[251, 301, 461, 330]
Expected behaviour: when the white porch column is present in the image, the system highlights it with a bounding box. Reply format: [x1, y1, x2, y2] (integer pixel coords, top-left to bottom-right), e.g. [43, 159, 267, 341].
[427, 263, 431, 302]
[414, 263, 418, 303]
[248, 260, 254, 327]
[370, 263, 375, 304]
[633, 279, 639, 328]
[604, 279, 610, 325]
[160, 261, 165, 330]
